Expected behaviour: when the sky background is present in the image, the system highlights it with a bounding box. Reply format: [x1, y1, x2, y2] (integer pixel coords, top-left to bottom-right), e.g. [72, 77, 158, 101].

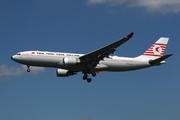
[0, 0, 180, 120]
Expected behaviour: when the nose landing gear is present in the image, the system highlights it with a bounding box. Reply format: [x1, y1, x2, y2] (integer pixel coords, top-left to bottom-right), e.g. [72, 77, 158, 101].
[27, 66, 31, 72]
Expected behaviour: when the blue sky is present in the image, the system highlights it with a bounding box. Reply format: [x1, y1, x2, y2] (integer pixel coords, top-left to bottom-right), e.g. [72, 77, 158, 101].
[0, 0, 180, 120]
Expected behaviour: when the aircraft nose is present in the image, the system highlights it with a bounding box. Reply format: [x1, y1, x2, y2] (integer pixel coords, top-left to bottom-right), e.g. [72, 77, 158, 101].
[11, 56, 14, 60]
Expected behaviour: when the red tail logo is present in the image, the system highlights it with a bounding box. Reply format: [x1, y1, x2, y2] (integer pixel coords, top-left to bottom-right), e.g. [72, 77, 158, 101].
[143, 43, 166, 57]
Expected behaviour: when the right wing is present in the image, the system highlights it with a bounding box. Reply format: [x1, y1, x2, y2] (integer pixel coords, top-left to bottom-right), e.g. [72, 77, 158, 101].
[79, 32, 134, 67]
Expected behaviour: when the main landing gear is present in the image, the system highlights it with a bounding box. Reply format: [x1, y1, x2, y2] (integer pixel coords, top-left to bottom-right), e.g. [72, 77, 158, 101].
[82, 70, 97, 83]
[27, 66, 31, 72]
[83, 73, 92, 83]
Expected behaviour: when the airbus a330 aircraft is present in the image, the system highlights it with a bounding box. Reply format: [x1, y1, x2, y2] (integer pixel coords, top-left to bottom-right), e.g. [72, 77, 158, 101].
[11, 32, 172, 83]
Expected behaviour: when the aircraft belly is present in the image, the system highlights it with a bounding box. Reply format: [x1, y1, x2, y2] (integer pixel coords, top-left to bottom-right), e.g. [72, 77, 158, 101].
[94, 63, 108, 71]
[99, 60, 150, 71]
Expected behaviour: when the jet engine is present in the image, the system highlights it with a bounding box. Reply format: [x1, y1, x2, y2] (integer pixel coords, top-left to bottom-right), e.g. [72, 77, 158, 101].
[63, 58, 81, 66]
[56, 69, 75, 77]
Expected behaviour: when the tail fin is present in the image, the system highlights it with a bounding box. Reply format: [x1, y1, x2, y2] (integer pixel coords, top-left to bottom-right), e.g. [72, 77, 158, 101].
[137, 37, 169, 59]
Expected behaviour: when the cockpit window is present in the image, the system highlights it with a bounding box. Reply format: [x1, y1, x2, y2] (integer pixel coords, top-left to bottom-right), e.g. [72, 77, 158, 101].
[16, 53, 21, 55]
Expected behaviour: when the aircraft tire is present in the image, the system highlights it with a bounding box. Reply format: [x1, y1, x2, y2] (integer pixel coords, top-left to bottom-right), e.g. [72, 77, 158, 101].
[87, 78, 92, 83]
[83, 75, 87, 80]
[92, 72, 96, 77]
[27, 69, 30, 72]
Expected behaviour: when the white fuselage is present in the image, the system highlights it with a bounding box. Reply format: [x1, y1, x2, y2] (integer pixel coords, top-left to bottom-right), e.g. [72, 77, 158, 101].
[11, 51, 152, 72]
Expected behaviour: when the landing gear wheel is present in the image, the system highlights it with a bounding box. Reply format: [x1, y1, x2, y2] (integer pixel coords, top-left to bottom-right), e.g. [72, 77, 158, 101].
[82, 71, 93, 83]
[92, 72, 96, 77]
[87, 78, 92, 83]
[83, 75, 87, 80]
[27, 68, 30, 72]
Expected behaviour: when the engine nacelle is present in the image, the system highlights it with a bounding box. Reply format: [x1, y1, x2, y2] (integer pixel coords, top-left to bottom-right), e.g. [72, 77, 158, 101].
[56, 69, 75, 77]
[63, 58, 81, 66]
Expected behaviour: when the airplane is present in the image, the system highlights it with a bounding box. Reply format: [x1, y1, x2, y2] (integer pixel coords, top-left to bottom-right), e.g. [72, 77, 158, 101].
[11, 32, 172, 83]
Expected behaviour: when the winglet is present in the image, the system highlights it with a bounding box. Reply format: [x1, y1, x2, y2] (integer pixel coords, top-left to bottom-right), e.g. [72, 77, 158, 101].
[126, 32, 134, 38]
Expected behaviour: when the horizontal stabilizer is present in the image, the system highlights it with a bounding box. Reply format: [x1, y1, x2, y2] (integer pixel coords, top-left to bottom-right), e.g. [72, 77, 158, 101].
[149, 54, 173, 65]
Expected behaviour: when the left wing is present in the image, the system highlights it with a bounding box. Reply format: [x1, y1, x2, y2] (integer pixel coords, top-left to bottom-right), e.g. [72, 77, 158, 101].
[79, 32, 134, 67]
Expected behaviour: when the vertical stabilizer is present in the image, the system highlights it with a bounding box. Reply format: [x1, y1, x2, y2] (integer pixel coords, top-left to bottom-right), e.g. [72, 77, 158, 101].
[137, 37, 169, 59]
